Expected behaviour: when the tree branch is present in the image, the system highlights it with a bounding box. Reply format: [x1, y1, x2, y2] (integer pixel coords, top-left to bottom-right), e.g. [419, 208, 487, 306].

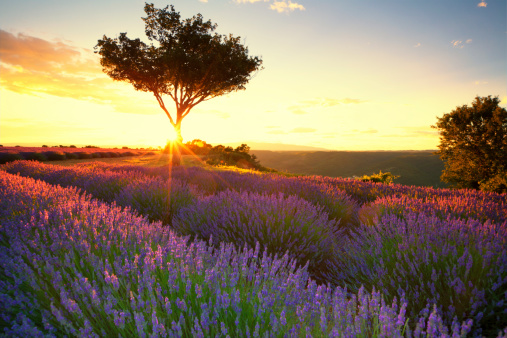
[153, 92, 175, 126]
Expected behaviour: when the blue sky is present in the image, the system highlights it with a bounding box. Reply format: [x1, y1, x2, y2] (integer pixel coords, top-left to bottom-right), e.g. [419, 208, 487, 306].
[0, 0, 505, 149]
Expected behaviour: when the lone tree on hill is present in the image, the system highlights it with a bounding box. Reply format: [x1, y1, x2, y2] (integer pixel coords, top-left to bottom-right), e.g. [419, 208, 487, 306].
[95, 3, 263, 165]
[432, 95, 507, 192]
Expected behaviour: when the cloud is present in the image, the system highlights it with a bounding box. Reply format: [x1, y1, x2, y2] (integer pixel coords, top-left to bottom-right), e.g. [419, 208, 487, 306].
[270, 0, 305, 13]
[233, 0, 269, 3]
[359, 129, 378, 134]
[451, 39, 472, 48]
[291, 127, 316, 133]
[474, 80, 488, 85]
[234, 0, 304, 14]
[0, 29, 166, 114]
[382, 126, 438, 138]
[477, 1, 487, 7]
[414, 43, 421, 48]
[199, 0, 208, 2]
[289, 107, 308, 115]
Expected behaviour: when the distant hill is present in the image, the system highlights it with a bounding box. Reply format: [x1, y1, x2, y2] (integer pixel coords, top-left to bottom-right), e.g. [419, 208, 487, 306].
[251, 150, 448, 188]
[223, 141, 329, 151]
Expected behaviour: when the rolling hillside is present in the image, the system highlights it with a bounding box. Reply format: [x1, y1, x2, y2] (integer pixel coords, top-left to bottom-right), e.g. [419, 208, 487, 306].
[251, 150, 448, 188]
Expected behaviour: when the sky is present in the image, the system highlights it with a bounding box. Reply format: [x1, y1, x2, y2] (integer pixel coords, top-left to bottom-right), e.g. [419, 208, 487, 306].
[0, 0, 505, 150]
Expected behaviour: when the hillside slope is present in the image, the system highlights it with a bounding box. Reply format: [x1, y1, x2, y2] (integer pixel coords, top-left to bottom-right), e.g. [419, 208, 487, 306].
[251, 150, 447, 188]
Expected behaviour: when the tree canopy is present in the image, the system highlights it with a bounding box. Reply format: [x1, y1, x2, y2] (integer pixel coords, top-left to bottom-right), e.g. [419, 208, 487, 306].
[94, 3, 263, 164]
[432, 95, 507, 192]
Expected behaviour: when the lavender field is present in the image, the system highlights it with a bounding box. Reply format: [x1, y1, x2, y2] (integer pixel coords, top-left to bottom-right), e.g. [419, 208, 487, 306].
[1, 160, 506, 337]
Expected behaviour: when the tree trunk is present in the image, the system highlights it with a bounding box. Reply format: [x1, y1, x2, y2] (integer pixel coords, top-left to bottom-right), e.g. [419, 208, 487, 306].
[171, 123, 183, 166]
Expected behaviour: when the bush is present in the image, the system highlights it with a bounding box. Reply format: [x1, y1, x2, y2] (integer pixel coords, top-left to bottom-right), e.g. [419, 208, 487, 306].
[106, 152, 120, 158]
[91, 152, 104, 158]
[74, 152, 93, 159]
[0, 152, 23, 164]
[122, 151, 136, 157]
[480, 173, 507, 194]
[205, 143, 273, 171]
[42, 151, 67, 161]
[20, 152, 48, 162]
[355, 170, 399, 184]
[42, 145, 48, 148]
[64, 152, 79, 159]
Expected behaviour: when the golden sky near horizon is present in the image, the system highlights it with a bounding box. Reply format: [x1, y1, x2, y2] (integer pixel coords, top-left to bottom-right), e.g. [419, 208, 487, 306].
[0, 0, 505, 150]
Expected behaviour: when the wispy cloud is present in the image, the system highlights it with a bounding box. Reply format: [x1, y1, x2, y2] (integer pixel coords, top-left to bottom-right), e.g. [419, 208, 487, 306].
[291, 127, 316, 133]
[199, 0, 208, 2]
[233, 0, 269, 3]
[0, 30, 163, 114]
[381, 126, 438, 138]
[233, 0, 304, 14]
[288, 107, 308, 115]
[451, 39, 472, 48]
[414, 43, 421, 48]
[477, 1, 487, 7]
[270, 0, 305, 13]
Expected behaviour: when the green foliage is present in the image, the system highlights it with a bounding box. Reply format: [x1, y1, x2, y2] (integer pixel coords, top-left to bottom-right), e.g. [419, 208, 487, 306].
[42, 151, 67, 161]
[63, 152, 79, 160]
[95, 4, 262, 165]
[182, 139, 213, 155]
[355, 170, 399, 184]
[433, 95, 507, 190]
[479, 173, 507, 194]
[75, 152, 94, 159]
[205, 143, 274, 172]
[0, 152, 23, 164]
[20, 152, 48, 162]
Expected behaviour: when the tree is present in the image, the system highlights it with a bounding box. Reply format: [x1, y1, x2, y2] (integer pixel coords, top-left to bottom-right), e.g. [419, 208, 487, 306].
[95, 3, 263, 165]
[432, 96, 507, 191]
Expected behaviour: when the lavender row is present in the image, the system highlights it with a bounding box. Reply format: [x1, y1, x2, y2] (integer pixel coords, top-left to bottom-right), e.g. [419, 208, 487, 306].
[172, 190, 343, 281]
[3, 161, 506, 334]
[0, 171, 470, 337]
[358, 193, 507, 225]
[327, 212, 507, 337]
[2, 160, 197, 225]
[76, 161, 507, 224]
[2, 161, 349, 282]
[74, 162, 360, 229]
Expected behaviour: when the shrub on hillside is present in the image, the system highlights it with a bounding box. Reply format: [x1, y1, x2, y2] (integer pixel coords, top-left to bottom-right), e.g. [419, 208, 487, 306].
[19, 152, 48, 162]
[0, 152, 23, 164]
[205, 143, 275, 172]
[355, 170, 400, 184]
[91, 152, 104, 158]
[106, 151, 120, 158]
[64, 152, 79, 159]
[480, 173, 507, 194]
[74, 152, 93, 159]
[42, 151, 66, 161]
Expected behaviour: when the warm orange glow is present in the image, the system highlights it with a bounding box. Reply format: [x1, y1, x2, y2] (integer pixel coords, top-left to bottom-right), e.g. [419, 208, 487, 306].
[166, 127, 179, 142]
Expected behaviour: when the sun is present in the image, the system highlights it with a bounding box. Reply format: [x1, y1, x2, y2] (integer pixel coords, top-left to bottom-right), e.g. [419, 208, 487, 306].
[166, 126, 179, 143]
